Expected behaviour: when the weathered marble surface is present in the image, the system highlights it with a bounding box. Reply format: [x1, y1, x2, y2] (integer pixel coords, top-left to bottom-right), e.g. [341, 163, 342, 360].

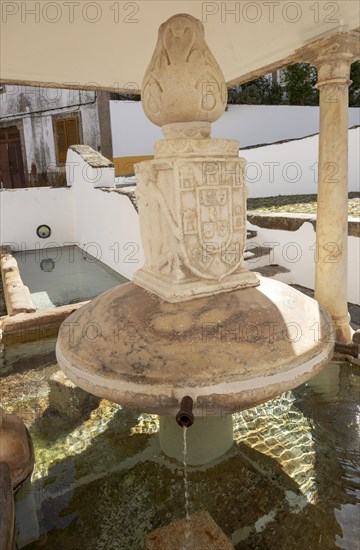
[56, 278, 333, 416]
[57, 13, 335, 466]
[134, 14, 259, 301]
[134, 151, 259, 301]
[141, 14, 227, 127]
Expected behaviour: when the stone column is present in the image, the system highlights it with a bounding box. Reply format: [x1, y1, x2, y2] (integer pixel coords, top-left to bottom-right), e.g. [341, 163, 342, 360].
[302, 33, 360, 343]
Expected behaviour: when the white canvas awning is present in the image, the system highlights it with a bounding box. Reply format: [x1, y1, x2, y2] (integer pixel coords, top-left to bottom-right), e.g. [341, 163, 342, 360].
[1, 1, 359, 91]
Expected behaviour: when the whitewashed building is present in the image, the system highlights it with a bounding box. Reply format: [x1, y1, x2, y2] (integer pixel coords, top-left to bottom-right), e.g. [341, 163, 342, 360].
[0, 85, 112, 187]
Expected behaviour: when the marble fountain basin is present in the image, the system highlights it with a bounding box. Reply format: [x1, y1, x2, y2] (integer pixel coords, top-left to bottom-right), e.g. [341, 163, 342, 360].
[56, 276, 334, 417]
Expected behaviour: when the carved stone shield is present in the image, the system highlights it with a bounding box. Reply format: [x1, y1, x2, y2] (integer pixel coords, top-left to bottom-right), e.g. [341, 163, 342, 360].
[178, 159, 246, 280]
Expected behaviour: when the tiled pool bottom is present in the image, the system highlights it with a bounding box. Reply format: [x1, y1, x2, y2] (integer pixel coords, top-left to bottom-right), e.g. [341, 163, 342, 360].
[1, 339, 359, 550]
[14, 246, 127, 311]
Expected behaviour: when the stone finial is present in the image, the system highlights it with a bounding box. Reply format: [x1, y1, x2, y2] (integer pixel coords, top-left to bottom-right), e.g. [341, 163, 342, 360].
[141, 14, 227, 128]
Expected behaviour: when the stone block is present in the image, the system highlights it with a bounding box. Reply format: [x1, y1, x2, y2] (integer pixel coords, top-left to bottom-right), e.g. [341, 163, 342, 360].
[145, 511, 234, 550]
[47, 370, 100, 419]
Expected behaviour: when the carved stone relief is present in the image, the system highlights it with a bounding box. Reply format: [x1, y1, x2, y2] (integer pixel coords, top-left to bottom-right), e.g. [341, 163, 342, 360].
[134, 14, 259, 302]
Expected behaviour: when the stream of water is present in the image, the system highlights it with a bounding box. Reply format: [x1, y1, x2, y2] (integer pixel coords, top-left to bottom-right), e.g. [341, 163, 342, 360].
[182, 426, 191, 548]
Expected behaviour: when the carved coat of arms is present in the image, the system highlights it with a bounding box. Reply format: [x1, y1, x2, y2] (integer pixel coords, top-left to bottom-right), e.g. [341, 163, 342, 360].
[178, 160, 246, 281]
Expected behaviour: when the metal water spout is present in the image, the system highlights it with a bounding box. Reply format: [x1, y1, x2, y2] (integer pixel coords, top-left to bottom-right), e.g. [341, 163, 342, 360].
[176, 396, 194, 428]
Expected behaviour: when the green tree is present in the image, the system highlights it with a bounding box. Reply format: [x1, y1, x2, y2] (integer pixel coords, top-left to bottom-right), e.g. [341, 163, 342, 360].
[281, 63, 318, 106]
[227, 61, 359, 107]
[349, 60, 360, 107]
[110, 92, 141, 102]
[228, 76, 283, 105]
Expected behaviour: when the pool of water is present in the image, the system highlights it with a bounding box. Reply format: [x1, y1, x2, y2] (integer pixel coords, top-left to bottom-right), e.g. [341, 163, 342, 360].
[13, 246, 128, 310]
[0, 338, 359, 549]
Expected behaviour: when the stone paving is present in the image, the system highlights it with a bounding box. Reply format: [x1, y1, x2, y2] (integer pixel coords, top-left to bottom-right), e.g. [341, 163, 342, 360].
[247, 192, 360, 216]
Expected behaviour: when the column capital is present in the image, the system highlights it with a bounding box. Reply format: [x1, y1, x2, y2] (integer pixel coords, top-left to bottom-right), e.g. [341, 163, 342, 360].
[298, 31, 360, 85]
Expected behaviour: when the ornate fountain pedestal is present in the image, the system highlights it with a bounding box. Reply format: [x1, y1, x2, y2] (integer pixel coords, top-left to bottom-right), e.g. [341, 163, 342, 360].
[56, 13, 334, 465]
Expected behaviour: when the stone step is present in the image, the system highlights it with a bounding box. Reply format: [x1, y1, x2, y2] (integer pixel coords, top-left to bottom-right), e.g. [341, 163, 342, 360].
[251, 264, 293, 284]
[246, 229, 257, 240]
[243, 245, 273, 265]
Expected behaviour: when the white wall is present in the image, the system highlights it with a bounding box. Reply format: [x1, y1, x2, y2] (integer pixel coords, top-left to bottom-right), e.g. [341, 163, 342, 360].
[68, 149, 144, 280]
[0, 187, 74, 251]
[1, 147, 357, 303]
[110, 101, 162, 157]
[246, 221, 360, 305]
[110, 102, 359, 197]
[213, 105, 360, 147]
[110, 101, 360, 156]
[0, 155, 144, 281]
[245, 127, 360, 197]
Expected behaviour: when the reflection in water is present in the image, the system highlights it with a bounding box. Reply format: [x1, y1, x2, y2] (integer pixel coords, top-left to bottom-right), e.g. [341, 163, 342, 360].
[234, 363, 360, 548]
[0, 340, 359, 549]
[13, 246, 127, 311]
[234, 391, 317, 502]
[40, 259, 55, 272]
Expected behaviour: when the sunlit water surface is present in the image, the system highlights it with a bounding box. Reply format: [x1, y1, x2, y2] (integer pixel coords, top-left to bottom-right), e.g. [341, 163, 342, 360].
[0, 337, 359, 549]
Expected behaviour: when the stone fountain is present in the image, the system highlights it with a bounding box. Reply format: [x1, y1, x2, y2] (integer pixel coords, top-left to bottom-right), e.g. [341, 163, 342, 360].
[56, 13, 334, 465]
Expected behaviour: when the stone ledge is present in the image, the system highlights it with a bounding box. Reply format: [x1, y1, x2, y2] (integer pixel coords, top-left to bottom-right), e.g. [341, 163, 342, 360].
[100, 186, 138, 211]
[0, 187, 72, 193]
[247, 212, 360, 237]
[251, 264, 291, 277]
[0, 301, 89, 345]
[69, 145, 114, 168]
[242, 124, 360, 151]
[0, 247, 36, 316]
